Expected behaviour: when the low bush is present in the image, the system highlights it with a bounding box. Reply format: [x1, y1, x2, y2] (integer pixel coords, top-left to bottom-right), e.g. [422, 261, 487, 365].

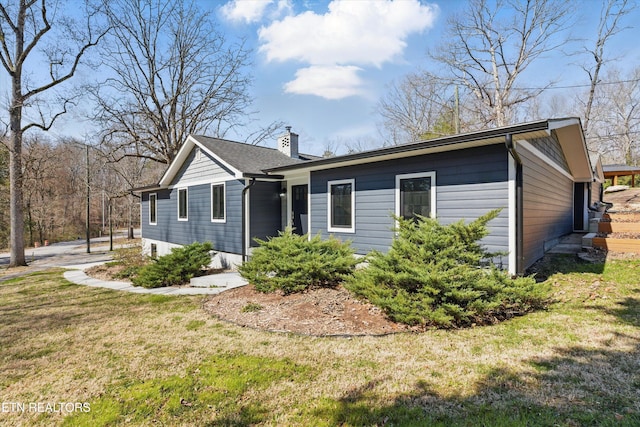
[132, 242, 214, 288]
[238, 227, 360, 294]
[345, 210, 549, 328]
[109, 245, 150, 279]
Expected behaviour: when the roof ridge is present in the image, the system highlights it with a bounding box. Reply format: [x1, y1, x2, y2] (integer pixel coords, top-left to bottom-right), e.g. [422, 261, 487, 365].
[192, 135, 280, 151]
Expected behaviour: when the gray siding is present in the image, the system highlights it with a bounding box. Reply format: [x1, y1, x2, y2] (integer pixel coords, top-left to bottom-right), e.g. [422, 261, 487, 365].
[529, 135, 570, 173]
[590, 181, 602, 206]
[249, 181, 282, 246]
[310, 145, 510, 268]
[141, 180, 244, 254]
[521, 144, 574, 269]
[173, 146, 236, 185]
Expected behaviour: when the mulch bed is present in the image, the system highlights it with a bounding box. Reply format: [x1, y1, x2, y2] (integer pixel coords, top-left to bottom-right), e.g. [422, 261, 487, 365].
[84, 263, 416, 336]
[202, 284, 417, 336]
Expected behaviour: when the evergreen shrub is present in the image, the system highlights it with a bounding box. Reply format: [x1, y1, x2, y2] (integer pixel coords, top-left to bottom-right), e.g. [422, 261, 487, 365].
[132, 241, 214, 288]
[238, 227, 360, 294]
[345, 210, 548, 328]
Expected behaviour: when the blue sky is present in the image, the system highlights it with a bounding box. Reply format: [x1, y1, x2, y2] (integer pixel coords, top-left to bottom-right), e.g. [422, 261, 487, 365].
[216, 0, 453, 154]
[3, 0, 640, 157]
[213, 0, 640, 155]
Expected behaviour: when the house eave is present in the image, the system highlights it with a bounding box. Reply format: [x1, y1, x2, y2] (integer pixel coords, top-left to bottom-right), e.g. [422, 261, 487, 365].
[158, 135, 245, 187]
[242, 172, 285, 181]
[131, 184, 163, 193]
[265, 119, 558, 175]
[548, 118, 594, 182]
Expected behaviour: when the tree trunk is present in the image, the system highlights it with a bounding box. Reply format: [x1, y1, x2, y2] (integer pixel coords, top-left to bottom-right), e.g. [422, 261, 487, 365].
[9, 100, 26, 266]
[26, 201, 34, 247]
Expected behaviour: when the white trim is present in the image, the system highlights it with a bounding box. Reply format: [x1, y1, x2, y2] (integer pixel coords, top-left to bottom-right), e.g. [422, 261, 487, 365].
[518, 140, 573, 181]
[148, 193, 157, 225]
[177, 187, 188, 221]
[394, 171, 436, 219]
[166, 175, 238, 190]
[159, 135, 244, 187]
[285, 173, 311, 238]
[508, 157, 517, 276]
[327, 179, 355, 233]
[210, 182, 226, 223]
[243, 179, 251, 256]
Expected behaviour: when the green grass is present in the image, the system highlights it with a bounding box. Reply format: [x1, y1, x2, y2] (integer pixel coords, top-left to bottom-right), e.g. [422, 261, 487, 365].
[64, 353, 311, 426]
[1, 257, 639, 426]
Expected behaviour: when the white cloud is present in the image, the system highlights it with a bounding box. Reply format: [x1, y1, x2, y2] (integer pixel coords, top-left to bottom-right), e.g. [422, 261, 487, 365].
[220, 0, 292, 24]
[221, 0, 274, 24]
[258, 0, 438, 99]
[284, 65, 364, 99]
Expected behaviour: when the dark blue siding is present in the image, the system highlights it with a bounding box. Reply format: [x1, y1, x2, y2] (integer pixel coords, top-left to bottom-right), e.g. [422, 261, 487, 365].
[141, 180, 244, 254]
[310, 145, 510, 267]
[249, 182, 282, 246]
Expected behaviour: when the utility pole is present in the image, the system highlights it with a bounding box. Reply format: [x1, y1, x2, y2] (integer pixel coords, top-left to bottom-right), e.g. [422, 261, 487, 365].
[109, 198, 113, 251]
[85, 144, 91, 253]
[454, 85, 460, 134]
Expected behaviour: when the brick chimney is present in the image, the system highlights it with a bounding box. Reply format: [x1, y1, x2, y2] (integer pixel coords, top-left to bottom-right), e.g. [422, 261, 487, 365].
[277, 126, 298, 158]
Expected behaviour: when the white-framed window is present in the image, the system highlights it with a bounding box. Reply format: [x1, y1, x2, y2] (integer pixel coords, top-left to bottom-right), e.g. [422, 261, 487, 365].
[177, 187, 188, 221]
[211, 182, 226, 222]
[149, 193, 157, 225]
[327, 179, 355, 233]
[395, 172, 436, 220]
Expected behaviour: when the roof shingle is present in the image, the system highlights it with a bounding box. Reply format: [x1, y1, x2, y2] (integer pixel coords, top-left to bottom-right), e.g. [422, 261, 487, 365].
[191, 135, 315, 175]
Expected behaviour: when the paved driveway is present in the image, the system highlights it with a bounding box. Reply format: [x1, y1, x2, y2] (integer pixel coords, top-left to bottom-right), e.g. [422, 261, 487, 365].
[1, 231, 247, 294]
[0, 231, 136, 281]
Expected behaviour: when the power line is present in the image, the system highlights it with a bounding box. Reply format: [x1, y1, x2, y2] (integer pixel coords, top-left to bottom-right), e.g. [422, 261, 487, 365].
[590, 130, 640, 138]
[512, 78, 640, 91]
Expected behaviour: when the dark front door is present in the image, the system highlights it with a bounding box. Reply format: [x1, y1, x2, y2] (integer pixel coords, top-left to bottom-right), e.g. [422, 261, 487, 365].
[574, 182, 587, 231]
[292, 184, 308, 235]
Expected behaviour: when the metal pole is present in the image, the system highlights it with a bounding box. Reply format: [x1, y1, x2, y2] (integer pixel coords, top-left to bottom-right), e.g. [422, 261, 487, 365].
[86, 144, 91, 254]
[109, 199, 113, 251]
[454, 85, 460, 134]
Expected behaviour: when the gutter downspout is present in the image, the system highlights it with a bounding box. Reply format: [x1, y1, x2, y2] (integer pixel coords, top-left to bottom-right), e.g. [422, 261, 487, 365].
[505, 134, 524, 275]
[241, 177, 257, 263]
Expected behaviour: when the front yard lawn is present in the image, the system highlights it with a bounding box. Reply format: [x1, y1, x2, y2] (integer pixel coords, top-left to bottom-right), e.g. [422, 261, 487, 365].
[1, 256, 639, 426]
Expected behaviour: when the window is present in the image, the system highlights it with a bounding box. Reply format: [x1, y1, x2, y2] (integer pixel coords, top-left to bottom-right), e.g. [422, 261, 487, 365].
[177, 188, 188, 221]
[211, 183, 225, 222]
[327, 179, 355, 233]
[149, 193, 157, 225]
[396, 172, 436, 220]
[150, 243, 157, 258]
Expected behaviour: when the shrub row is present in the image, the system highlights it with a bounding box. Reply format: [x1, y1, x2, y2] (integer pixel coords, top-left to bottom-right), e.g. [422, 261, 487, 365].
[240, 211, 549, 328]
[131, 241, 214, 288]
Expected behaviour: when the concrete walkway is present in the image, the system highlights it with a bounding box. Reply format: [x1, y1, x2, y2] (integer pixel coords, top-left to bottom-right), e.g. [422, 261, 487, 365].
[1, 230, 247, 295]
[63, 267, 247, 296]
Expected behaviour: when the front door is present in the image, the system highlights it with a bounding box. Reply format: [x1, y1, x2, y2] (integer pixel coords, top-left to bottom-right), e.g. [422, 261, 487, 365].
[292, 184, 308, 235]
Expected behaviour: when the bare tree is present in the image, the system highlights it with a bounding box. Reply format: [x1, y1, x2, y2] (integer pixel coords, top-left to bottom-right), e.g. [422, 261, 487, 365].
[92, 0, 276, 165]
[589, 67, 640, 165]
[0, 0, 107, 266]
[578, 0, 635, 139]
[0, 141, 9, 249]
[377, 72, 458, 145]
[431, 0, 573, 127]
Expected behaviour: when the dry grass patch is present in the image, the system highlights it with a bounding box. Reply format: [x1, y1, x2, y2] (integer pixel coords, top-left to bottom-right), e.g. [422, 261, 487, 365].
[0, 257, 639, 426]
